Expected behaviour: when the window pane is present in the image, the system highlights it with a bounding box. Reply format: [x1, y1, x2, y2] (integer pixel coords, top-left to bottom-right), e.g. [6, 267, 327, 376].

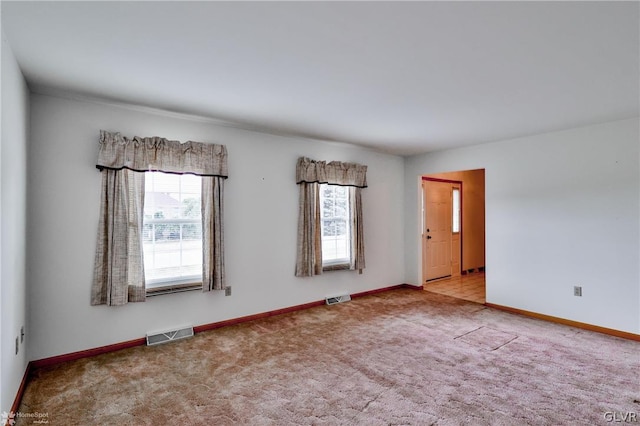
[143, 172, 202, 287]
[452, 188, 460, 233]
[319, 184, 351, 265]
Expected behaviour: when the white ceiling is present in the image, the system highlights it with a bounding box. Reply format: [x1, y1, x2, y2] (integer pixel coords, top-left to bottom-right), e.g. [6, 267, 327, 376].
[2, 1, 638, 156]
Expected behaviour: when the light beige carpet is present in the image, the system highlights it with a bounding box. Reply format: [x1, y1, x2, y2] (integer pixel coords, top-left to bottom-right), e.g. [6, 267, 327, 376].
[17, 289, 640, 425]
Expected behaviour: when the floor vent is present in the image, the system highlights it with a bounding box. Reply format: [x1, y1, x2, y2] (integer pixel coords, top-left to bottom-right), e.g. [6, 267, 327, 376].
[326, 294, 351, 305]
[146, 326, 194, 346]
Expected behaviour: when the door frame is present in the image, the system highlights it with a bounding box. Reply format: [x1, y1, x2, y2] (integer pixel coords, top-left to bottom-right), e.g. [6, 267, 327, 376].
[421, 176, 463, 284]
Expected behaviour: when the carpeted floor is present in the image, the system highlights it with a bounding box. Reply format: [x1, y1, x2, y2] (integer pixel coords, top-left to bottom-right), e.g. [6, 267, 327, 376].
[16, 289, 640, 425]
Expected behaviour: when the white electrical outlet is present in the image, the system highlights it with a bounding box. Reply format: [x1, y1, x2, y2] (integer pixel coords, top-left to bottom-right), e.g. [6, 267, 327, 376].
[574, 286, 582, 297]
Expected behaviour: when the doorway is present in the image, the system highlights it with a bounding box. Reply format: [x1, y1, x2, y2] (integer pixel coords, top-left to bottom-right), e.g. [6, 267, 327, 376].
[421, 169, 486, 302]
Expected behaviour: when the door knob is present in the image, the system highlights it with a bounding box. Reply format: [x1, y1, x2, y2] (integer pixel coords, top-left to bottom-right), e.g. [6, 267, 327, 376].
[427, 235, 432, 239]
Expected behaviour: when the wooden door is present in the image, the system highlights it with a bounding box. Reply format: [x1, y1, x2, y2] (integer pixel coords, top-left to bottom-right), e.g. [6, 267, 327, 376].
[423, 180, 452, 281]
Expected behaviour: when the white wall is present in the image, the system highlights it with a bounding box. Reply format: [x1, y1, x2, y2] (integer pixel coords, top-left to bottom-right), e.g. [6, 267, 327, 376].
[405, 118, 640, 334]
[18, 73, 640, 371]
[1, 32, 29, 411]
[27, 93, 405, 361]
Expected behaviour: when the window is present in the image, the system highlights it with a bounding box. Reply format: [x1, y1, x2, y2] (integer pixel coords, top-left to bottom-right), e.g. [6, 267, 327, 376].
[452, 187, 461, 233]
[320, 184, 351, 267]
[294, 157, 366, 277]
[92, 131, 227, 306]
[143, 172, 202, 289]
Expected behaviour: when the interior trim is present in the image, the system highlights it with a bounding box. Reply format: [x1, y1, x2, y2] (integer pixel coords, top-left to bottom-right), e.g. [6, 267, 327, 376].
[485, 303, 640, 342]
[31, 337, 148, 369]
[31, 284, 414, 369]
[8, 362, 31, 421]
[194, 284, 414, 333]
[20, 284, 636, 417]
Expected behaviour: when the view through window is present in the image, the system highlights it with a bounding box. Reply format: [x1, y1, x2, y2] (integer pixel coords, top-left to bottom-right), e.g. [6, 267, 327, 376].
[320, 184, 351, 266]
[143, 172, 202, 288]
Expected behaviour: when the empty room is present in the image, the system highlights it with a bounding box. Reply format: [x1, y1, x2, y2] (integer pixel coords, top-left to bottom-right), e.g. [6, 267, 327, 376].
[1, 1, 638, 425]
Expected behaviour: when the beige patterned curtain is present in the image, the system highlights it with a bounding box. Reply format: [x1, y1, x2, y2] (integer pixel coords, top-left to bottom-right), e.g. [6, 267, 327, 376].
[295, 182, 323, 277]
[202, 176, 225, 291]
[96, 130, 228, 176]
[91, 169, 146, 305]
[351, 187, 365, 273]
[295, 157, 367, 277]
[92, 131, 228, 305]
[296, 157, 367, 187]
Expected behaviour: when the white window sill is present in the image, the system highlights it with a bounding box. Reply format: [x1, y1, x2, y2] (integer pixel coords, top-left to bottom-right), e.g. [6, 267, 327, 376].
[322, 262, 351, 272]
[146, 281, 202, 297]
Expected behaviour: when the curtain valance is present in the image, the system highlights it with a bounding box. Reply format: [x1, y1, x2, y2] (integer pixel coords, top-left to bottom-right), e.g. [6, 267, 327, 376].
[296, 157, 367, 188]
[97, 130, 228, 177]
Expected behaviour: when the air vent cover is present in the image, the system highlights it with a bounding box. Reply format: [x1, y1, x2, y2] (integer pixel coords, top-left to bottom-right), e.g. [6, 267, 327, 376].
[325, 294, 351, 305]
[146, 325, 193, 346]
